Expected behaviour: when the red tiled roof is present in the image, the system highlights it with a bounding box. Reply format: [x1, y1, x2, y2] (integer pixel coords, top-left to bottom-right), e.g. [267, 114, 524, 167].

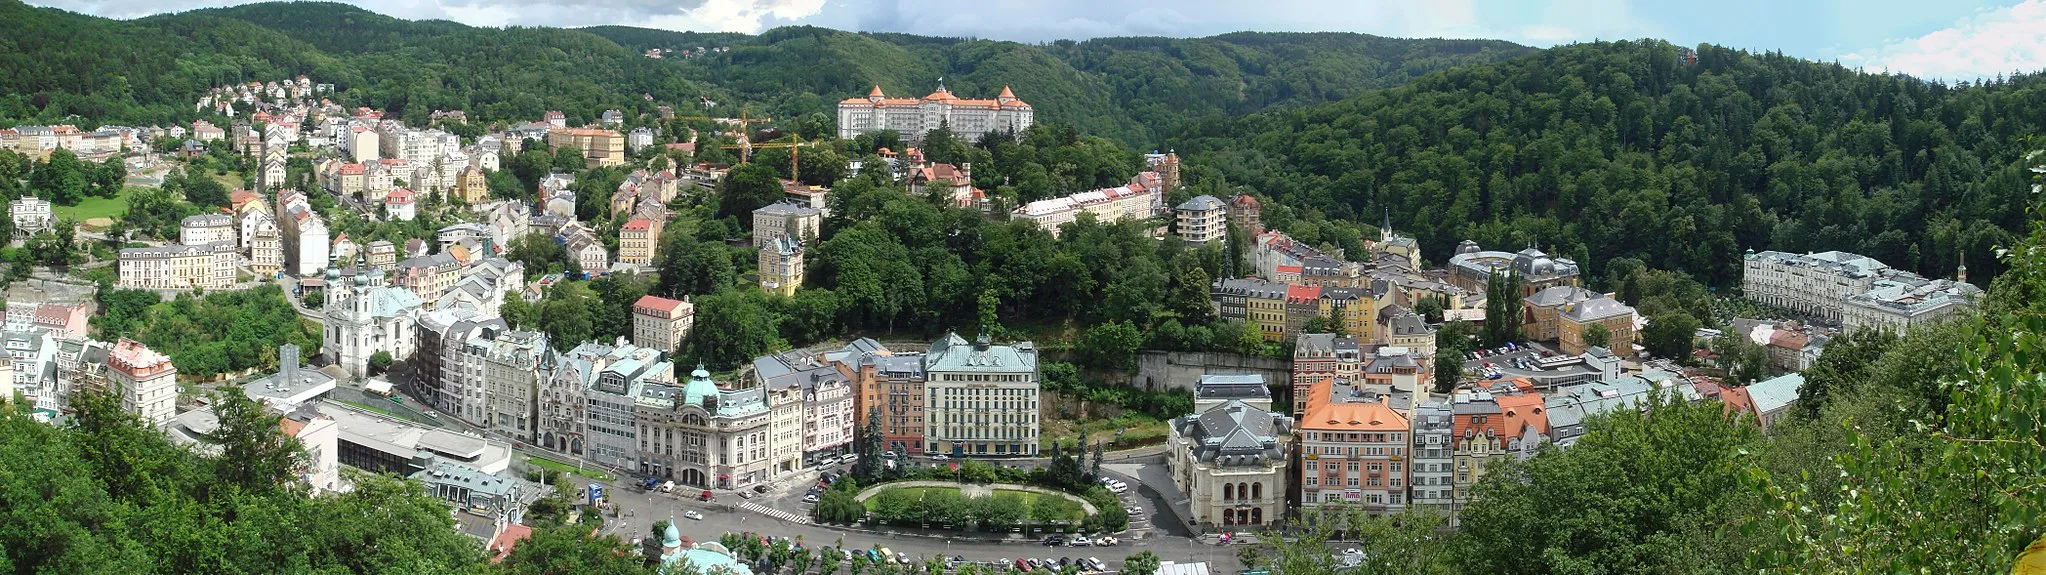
[634, 295, 687, 314]
[621, 218, 653, 231]
[487, 524, 534, 563]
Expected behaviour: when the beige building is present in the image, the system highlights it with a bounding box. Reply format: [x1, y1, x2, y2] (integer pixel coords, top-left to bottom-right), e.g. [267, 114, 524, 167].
[546, 128, 625, 168]
[108, 339, 178, 425]
[1175, 195, 1228, 243]
[180, 214, 236, 247]
[1841, 276, 1980, 333]
[631, 295, 695, 353]
[453, 167, 489, 205]
[758, 234, 804, 297]
[1740, 250, 1886, 324]
[249, 225, 283, 277]
[479, 329, 548, 442]
[118, 243, 236, 290]
[1167, 399, 1290, 530]
[837, 83, 1033, 143]
[618, 217, 660, 266]
[1297, 378, 1409, 516]
[1012, 171, 1166, 238]
[922, 332, 1040, 457]
[1557, 297, 1636, 356]
[752, 201, 821, 247]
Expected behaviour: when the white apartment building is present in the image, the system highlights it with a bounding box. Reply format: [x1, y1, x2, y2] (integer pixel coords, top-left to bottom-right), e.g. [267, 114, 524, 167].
[752, 201, 821, 246]
[836, 83, 1032, 144]
[1012, 171, 1166, 238]
[117, 243, 236, 290]
[108, 338, 177, 425]
[922, 332, 1041, 457]
[753, 349, 857, 463]
[180, 213, 236, 246]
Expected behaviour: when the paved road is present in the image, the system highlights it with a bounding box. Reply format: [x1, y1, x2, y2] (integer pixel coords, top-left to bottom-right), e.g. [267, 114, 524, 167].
[583, 458, 1240, 573]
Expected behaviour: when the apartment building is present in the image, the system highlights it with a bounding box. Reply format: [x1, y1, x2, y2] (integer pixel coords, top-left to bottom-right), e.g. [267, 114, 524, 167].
[1297, 378, 1409, 516]
[758, 234, 804, 297]
[1408, 401, 1455, 517]
[856, 352, 927, 456]
[1292, 334, 1364, 416]
[1175, 195, 1228, 243]
[618, 217, 659, 266]
[923, 332, 1040, 457]
[117, 243, 236, 290]
[630, 295, 694, 354]
[108, 338, 177, 425]
[752, 201, 821, 247]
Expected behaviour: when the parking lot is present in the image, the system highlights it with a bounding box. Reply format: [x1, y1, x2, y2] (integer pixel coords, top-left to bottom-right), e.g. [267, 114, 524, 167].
[1461, 341, 1558, 378]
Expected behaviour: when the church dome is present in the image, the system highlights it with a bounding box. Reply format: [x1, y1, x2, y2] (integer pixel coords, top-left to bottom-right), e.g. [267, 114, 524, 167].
[1531, 257, 1556, 275]
[662, 521, 681, 548]
[1455, 240, 1482, 255]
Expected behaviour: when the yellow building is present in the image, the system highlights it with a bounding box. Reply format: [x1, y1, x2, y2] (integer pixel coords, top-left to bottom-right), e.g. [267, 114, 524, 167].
[452, 167, 488, 204]
[618, 217, 660, 266]
[1558, 298, 1636, 356]
[545, 128, 626, 168]
[759, 234, 804, 297]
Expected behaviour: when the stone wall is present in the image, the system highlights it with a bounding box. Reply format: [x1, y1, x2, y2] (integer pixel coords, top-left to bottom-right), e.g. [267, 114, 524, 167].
[1130, 350, 1291, 392]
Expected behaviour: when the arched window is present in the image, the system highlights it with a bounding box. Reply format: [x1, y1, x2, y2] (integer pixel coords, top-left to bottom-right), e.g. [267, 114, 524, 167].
[1223, 512, 1235, 525]
[1252, 482, 1263, 500]
[1251, 508, 1263, 524]
[1238, 482, 1249, 501]
[1223, 483, 1234, 500]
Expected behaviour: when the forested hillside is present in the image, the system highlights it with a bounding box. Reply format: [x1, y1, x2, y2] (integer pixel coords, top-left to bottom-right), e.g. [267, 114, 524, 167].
[0, 0, 1528, 146]
[1170, 40, 2043, 286]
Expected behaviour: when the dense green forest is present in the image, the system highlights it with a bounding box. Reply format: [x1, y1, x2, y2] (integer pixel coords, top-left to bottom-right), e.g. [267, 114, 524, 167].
[1170, 40, 2041, 286]
[0, 0, 1526, 146]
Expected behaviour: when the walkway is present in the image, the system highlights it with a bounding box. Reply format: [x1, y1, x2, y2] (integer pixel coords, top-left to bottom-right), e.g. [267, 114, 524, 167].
[852, 481, 1099, 515]
[739, 501, 812, 524]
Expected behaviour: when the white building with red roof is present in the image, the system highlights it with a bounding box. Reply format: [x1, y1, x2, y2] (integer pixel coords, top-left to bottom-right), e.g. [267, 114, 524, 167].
[108, 338, 177, 425]
[630, 295, 695, 353]
[837, 82, 1033, 144]
[385, 188, 417, 221]
[1011, 171, 1166, 237]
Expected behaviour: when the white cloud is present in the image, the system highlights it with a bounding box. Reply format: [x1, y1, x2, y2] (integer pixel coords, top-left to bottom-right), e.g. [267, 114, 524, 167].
[1840, 0, 2046, 80]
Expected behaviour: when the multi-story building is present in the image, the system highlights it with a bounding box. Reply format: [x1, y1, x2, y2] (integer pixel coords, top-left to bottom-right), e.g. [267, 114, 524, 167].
[923, 332, 1040, 457]
[246, 214, 283, 277]
[1213, 278, 1289, 342]
[1375, 308, 1437, 358]
[1252, 232, 1367, 289]
[278, 189, 329, 276]
[107, 338, 177, 425]
[631, 295, 694, 354]
[417, 308, 497, 425]
[1012, 171, 1165, 238]
[1229, 194, 1262, 235]
[758, 234, 803, 297]
[1408, 401, 1455, 517]
[1558, 297, 1637, 356]
[618, 217, 659, 266]
[1297, 377, 1409, 516]
[545, 128, 626, 168]
[453, 167, 488, 205]
[345, 125, 379, 163]
[117, 243, 236, 290]
[479, 329, 547, 442]
[855, 352, 927, 455]
[1741, 250, 1887, 324]
[321, 269, 424, 378]
[635, 365, 775, 489]
[1445, 242, 1582, 297]
[536, 351, 588, 456]
[573, 343, 672, 471]
[753, 348, 858, 464]
[1292, 334, 1363, 416]
[752, 201, 821, 247]
[1449, 390, 1547, 518]
[1720, 373, 1804, 432]
[1841, 275, 1981, 333]
[3, 329, 60, 415]
[1175, 195, 1228, 243]
[1168, 399, 1290, 530]
[836, 83, 1032, 143]
[10, 197, 52, 238]
[365, 240, 398, 270]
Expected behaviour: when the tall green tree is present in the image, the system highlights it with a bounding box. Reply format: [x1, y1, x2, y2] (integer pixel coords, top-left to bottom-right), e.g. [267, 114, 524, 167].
[716, 162, 786, 221]
[1481, 270, 1524, 347]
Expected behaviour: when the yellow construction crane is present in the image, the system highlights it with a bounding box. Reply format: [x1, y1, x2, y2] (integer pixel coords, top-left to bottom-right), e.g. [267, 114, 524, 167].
[722, 135, 819, 174]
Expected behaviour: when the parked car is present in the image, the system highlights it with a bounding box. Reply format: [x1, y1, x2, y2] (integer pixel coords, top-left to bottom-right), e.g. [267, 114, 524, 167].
[754, 484, 771, 493]
[1069, 536, 1091, 547]
[1026, 559, 1042, 569]
[1016, 558, 1032, 571]
[739, 491, 753, 499]
[841, 454, 859, 464]
[802, 494, 819, 503]
[1058, 558, 1072, 568]
[1125, 506, 1143, 516]
[1095, 536, 1118, 546]
[1089, 558, 1108, 571]
[1107, 483, 1128, 494]
[682, 510, 704, 520]
[1043, 535, 1066, 546]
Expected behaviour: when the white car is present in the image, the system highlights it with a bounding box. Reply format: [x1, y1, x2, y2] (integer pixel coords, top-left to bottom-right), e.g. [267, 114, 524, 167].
[1089, 558, 1108, 571]
[1108, 483, 1128, 494]
[683, 510, 704, 520]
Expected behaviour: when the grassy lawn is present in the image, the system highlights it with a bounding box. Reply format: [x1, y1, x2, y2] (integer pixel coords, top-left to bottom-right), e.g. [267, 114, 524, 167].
[524, 455, 618, 482]
[55, 186, 144, 223]
[1040, 412, 1168, 451]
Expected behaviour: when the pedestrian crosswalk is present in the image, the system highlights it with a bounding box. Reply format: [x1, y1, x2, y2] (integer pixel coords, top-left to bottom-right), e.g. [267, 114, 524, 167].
[739, 501, 812, 524]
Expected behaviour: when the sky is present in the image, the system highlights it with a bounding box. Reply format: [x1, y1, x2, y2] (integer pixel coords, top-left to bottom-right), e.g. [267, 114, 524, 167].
[30, 0, 2046, 80]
